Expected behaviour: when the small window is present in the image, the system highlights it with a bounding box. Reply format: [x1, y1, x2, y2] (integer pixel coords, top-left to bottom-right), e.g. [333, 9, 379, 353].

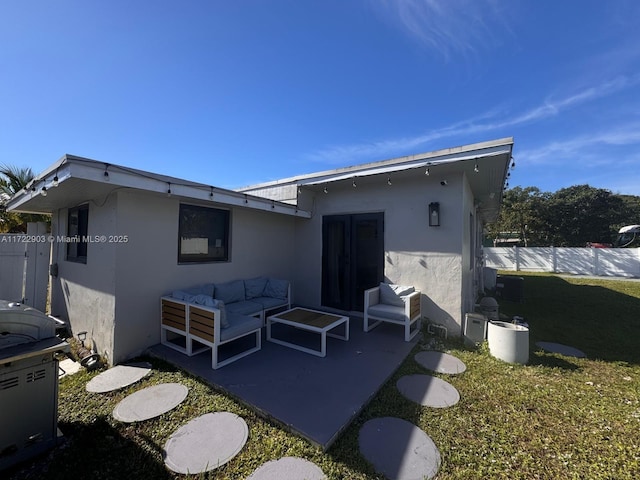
[67, 205, 89, 263]
[178, 204, 230, 263]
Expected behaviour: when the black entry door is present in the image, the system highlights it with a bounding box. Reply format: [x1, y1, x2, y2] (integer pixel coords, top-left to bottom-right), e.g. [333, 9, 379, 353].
[321, 213, 384, 311]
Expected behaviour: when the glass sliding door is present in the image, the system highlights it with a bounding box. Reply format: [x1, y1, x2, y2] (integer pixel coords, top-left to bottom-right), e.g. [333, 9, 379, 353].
[322, 213, 384, 311]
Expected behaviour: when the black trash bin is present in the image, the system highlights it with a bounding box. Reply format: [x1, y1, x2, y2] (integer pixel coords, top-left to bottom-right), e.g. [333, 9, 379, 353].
[496, 275, 524, 302]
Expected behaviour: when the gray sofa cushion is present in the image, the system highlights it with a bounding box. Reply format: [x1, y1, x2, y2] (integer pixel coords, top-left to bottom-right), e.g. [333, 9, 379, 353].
[264, 278, 289, 299]
[226, 300, 262, 316]
[368, 303, 407, 323]
[215, 280, 246, 304]
[220, 314, 262, 342]
[202, 283, 216, 297]
[244, 277, 268, 299]
[250, 296, 288, 311]
[379, 283, 414, 307]
[193, 294, 216, 307]
[182, 284, 214, 297]
[171, 290, 188, 301]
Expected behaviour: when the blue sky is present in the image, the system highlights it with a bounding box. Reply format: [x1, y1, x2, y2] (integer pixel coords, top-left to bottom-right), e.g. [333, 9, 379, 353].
[2, 1, 639, 195]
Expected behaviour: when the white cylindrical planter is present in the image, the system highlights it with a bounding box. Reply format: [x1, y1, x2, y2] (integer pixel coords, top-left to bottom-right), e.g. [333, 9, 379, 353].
[487, 321, 529, 364]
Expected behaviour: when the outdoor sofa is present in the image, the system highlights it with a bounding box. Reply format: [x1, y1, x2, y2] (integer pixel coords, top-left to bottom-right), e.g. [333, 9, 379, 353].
[363, 283, 422, 341]
[160, 277, 290, 369]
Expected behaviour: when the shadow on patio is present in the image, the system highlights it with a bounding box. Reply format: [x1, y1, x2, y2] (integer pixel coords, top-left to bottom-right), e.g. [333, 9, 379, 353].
[148, 315, 418, 450]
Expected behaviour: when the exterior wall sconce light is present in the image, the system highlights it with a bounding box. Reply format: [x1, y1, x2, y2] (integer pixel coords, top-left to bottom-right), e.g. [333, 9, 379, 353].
[429, 202, 440, 227]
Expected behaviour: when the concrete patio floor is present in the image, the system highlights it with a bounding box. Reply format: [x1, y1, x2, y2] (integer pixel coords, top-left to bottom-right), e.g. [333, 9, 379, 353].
[148, 315, 419, 450]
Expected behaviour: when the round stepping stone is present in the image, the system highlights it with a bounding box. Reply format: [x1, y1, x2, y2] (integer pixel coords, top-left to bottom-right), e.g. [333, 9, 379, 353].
[86, 362, 152, 393]
[536, 341, 586, 358]
[247, 457, 326, 480]
[359, 417, 440, 480]
[164, 412, 248, 475]
[415, 351, 466, 374]
[113, 383, 188, 422]
[397, 374, 460, 408]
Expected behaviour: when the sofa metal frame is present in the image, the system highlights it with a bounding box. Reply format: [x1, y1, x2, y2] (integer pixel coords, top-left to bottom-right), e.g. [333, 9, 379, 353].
[160, 297, 262, 369]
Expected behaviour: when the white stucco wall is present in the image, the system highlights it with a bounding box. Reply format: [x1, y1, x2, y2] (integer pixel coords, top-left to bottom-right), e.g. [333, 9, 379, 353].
[293, 173, 467, 334]
[111, 191, 296, 363]
[50, 196, 118, 360]
[50, 171, 480, 361]
[51, 189, 297, 364]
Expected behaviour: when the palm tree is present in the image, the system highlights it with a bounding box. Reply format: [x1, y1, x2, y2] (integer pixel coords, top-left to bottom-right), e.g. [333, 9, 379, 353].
[0, 165, 36, 195]
[0, 164, 50, 233]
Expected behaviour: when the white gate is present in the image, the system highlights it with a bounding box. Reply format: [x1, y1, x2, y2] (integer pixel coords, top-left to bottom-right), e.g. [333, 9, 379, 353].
[0, 222, 50, 311]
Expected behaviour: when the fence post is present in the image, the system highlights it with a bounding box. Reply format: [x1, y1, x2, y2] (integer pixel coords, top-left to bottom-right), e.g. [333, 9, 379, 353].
[514, 245, 520, 271]
[551, 246, 557, 272]
[592, 248, 599, 276]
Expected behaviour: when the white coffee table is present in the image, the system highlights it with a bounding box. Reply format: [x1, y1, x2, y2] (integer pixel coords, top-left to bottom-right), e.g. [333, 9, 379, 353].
[266, 307, 349, 357]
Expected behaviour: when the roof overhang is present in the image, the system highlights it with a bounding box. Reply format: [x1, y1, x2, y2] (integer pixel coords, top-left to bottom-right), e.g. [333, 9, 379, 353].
[6, 155, 311, 218]
[240, 137, 514, 223]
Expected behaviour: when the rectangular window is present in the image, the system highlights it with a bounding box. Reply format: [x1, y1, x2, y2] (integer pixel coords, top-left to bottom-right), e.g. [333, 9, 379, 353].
[67, 204, 89, 263]
[178, 204, 230, 263]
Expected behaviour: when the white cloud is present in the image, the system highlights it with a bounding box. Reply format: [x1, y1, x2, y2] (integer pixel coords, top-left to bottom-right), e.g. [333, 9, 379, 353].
[519, 126, 640, 165]
[372, 0, 510, 60]
[306, 75, 640, 164]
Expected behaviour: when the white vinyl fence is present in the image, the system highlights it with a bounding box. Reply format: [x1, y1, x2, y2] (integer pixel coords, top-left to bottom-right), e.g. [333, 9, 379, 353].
[0, 223, 50, 310]
[484, 246, 640, 278]
[0, 233, 27, 302]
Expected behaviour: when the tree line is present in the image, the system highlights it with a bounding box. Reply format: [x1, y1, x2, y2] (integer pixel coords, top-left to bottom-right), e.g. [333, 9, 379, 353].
[486, 185, 640, 247]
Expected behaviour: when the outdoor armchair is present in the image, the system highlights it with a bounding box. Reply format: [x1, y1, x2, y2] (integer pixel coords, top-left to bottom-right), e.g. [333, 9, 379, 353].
[363, 283, 422, 341]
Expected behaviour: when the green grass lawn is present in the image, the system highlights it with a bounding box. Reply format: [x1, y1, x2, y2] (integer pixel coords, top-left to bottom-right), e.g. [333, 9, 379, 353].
[9, 273, 640, 479]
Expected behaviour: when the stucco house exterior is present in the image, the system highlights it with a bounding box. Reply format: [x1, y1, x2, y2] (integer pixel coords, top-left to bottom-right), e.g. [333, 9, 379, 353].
[7, 137, 514, 365]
